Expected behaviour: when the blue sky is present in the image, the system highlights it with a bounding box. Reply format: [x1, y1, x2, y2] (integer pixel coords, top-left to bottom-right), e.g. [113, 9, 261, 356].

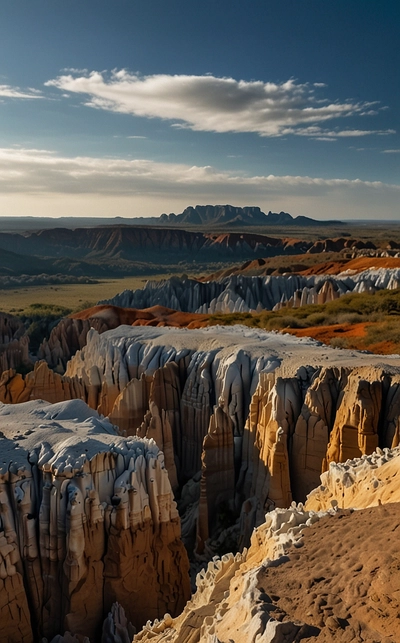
[0, 0, 399, 220]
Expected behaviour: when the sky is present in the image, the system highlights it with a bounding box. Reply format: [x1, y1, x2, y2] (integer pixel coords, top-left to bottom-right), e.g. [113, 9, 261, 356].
[0, 0, 399, 221]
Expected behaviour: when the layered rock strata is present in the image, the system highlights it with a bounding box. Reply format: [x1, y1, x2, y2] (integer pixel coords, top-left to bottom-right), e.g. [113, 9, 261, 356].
[2, 327, 400, 555]
[0, 399, 190, 643]
[102, 269, 400, 314]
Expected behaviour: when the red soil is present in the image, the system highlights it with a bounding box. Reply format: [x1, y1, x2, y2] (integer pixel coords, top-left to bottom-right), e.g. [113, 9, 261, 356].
[70, 304, 210, 329]
[300, 256, 400, 276]
[285, 322, 399, 354]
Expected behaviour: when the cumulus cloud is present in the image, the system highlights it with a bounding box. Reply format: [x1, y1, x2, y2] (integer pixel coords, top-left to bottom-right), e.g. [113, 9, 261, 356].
[45, 71, 393, 138]
[0, 84, 42, 99]
[0, 147, 398, 200]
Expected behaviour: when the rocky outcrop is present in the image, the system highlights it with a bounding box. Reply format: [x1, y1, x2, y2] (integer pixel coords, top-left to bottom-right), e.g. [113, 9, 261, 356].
[0, 361, 86, 405]
[0, 399, 190, 643]
[306, 445, 400, 512]
[103, 268, 400, 314]
[38, 306, 209, 371]
[0, 312, 31, 375]
[133, 504, 330, 643]
[3, 326, 400, 559]
[134, 447, 400, 643]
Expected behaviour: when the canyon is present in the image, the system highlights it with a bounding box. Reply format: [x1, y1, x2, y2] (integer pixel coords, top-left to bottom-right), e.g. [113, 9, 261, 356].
[1, 244, 400, 641]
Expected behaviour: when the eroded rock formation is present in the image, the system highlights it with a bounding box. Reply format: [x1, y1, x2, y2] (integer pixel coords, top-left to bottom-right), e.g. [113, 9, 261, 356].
[0, 312, 31, 375]
[2, 326, 400, 558]
[102, 268, 400, 314]
[38, 306, 209, 371]
[0, 399, 190, 643]
[134, 447, 400, 643]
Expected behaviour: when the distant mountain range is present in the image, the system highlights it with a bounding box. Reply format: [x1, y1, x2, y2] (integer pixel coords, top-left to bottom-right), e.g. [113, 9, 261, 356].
[159, 205, 341, 226]
[0, 205, 341, 233]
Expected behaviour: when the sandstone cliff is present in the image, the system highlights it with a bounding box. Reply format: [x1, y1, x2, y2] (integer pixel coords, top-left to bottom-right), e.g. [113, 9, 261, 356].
[0, 399, 190, 643]
[3, 326, 400, 559]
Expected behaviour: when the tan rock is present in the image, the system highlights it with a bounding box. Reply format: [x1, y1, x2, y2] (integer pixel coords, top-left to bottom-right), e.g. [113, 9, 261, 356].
[323, 367, 383, 470]
[0, 400, 190, 642]
[291, 367, 349, 500]
[197, 407, 235, 551]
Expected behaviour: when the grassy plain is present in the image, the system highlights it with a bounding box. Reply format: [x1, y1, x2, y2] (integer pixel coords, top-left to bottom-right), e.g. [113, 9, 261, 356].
[0, 275, 170, 315]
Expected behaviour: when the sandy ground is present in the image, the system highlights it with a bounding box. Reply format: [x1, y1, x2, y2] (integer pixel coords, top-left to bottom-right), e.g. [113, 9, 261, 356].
[258, 503, 400, 642]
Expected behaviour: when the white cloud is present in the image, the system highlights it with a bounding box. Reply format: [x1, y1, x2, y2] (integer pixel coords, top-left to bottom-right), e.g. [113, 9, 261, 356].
[283, 126, 395, 138]
[0, 84, 42, 99]
[0, 147, 398, 201]
[382, 149, 400, 154]
[45, 71, 393, 138]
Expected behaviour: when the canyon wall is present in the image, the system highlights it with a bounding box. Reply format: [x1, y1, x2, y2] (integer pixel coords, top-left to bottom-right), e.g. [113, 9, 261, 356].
[0, 399, 190, 643]
[2, 326, 400, 558]
[0, 313, 31, 375]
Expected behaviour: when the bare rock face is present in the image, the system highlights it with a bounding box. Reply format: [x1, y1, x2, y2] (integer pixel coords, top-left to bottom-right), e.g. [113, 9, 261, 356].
[0, 361, 86, 405]
[291, 367, 349, 499]
[38, 306, 210, 372]
[306, 446, 400, 512]
[323, 367, 384, 470]
[197, 407, 235, 551]
[134, 446, 400, 643]
[38, 317, 95, 371]
[133, 504, 327, 643]
[102, 268, 400, 314]
[2, 326, 400, 559]
[0, 312, 31, 375]
[0, 399, 190, 643]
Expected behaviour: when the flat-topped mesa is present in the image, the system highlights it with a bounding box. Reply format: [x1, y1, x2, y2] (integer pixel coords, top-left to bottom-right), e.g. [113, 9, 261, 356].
[0, 399, 190, 643]
[101, 269, 400, 314]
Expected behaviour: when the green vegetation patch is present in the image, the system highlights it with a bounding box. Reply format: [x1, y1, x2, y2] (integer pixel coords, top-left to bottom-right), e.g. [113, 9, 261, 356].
[208, 288, 400, 333]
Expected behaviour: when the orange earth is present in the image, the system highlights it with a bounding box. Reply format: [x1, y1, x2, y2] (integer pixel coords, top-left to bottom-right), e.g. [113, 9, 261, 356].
[285, 322, 399, 355]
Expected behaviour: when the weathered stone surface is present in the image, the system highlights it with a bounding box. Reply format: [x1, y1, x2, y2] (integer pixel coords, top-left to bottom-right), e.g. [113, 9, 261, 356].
[0, 399, 190, 643]
[134, 447, 400, 643]
[291, 367, 349, 500]
[0, 312, 31, 376]
[133, 504, 325, 643]
[2, 327, 400, 559]
[323, 367, 384, 470]
[197, 407, 235, 551]
[306, 446, 400, 512]
[102, 268, 400, 314]
[0, 361, 86, 405]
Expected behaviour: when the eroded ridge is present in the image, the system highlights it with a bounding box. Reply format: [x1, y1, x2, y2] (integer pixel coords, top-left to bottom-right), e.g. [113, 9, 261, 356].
[134, 447, 400, 643]
[0, 399, 190, 643]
